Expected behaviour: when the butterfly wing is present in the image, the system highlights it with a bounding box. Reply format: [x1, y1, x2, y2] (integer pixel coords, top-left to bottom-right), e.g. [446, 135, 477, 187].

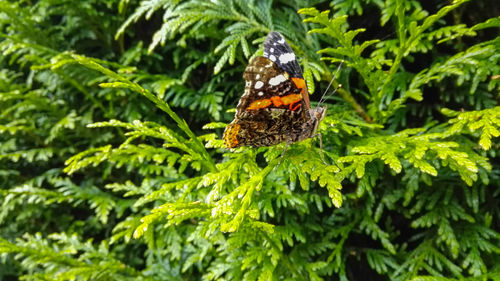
[263, 32, 310, 109]
[263, 32, 303, 79]
[223, 32, 319, 148]
[223, 56, 311, 148]
[235, 56, 304, 115]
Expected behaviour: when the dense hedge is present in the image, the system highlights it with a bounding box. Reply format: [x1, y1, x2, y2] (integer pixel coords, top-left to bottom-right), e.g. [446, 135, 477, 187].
[1, 0, 499, 280]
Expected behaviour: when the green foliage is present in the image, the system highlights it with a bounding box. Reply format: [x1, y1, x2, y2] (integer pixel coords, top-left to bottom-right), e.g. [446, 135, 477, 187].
[1, 0, 499, 280]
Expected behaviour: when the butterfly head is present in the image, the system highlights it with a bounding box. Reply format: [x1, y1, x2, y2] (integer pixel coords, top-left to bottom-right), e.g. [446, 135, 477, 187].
[310, 105, 327, 136]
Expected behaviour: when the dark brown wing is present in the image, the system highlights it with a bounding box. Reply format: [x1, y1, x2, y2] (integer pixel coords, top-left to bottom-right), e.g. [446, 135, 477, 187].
[223, 56, 313, 148]
[235, 56, 307, 116]
[263, 32, 311, 109]
[224, 108, 311, 147]
[263, 32, 303, 79]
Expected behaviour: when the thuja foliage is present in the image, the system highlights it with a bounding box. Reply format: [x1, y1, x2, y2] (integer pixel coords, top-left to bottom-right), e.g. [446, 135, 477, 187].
[1, 0, 499, 280]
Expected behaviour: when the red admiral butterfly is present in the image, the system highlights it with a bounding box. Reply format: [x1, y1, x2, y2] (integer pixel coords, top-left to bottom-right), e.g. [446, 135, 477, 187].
[223, 32, 326, 148]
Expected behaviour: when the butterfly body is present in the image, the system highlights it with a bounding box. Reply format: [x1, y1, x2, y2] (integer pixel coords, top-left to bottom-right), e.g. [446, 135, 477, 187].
[223, 32, 326, 148]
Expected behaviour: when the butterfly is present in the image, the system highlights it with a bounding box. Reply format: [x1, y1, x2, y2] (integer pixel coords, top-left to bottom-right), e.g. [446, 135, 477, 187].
[223, 31, 326, 149]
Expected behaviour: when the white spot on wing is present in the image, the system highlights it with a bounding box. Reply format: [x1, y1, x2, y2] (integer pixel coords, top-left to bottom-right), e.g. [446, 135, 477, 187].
[269, 55, 276, 62]
[269, 74, 287, 86]
[245, 81, 251, 87]
[270, 48, 274, 53]
[279, 52, 296, 64]
[278, 38, 285, 44]
[258, 91, 264, 96]
[254, 81, 264, 89]
[256, 74, 261, 79]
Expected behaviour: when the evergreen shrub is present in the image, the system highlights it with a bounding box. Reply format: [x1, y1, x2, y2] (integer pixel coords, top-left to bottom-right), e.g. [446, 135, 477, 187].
[0, 0, 499, 280]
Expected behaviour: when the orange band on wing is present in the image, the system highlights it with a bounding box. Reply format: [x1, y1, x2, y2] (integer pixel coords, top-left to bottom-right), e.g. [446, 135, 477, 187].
[270, 96, 283, 107]
[291, 77, 306, 93]
[246, 94, 302, 110]
[246, 99, 272, 110]
[280, 94, 302, 105]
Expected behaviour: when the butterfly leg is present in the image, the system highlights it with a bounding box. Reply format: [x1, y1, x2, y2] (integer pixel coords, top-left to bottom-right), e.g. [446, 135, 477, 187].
[311, 133, 327, 165]
[275, 141, 291, 170]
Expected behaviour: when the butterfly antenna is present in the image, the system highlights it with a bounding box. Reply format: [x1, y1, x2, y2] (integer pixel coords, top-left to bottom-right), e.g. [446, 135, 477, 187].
[318, 60, 344, 107]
